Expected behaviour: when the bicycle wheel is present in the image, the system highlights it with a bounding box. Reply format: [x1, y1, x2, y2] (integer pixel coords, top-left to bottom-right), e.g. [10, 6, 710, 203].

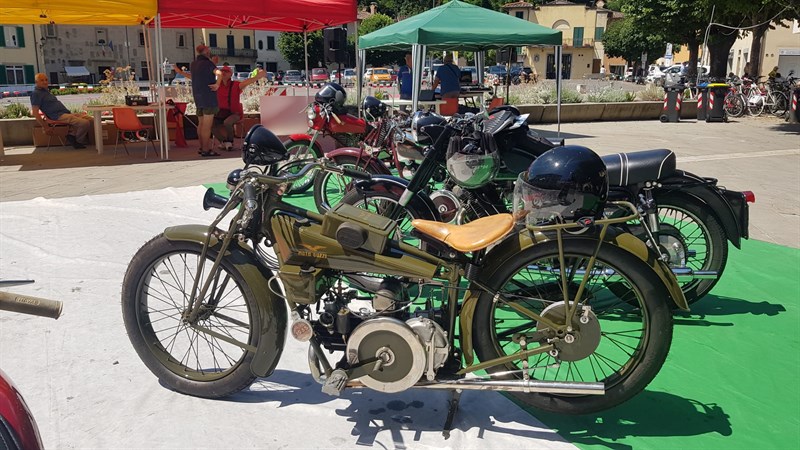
[746, 94, 765, 116]
[723, 92, 744, 117]
[770, 92, 789, 117]
[122, 235, 261, 398]
[471, 238, 673, 414]
[313, 155, 368, 213]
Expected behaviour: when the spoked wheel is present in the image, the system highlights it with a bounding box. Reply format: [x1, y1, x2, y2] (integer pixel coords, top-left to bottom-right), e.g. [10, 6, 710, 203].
[769, 92, 789, 117]
[723, 93, 745, 117]
[656, 192, 727, 303]
[122, 235, 261, 398]
[313, 155, 374, 213]
[472, 239, 673, 414]
[340, 190, 425, 249]
[746, 95, 765, 116]
[279, 139, 322, 194]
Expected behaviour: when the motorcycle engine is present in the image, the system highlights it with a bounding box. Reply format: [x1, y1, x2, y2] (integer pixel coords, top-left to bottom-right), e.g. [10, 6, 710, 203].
[430, 189, 461, 223]
[346, 316, 449, 393]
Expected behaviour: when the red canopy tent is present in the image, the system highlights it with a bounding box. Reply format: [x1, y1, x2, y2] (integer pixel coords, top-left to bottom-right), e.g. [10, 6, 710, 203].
[157, 0, 357, 32]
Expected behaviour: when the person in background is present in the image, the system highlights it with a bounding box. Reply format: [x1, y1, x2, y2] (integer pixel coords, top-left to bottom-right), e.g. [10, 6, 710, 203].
[742, 62, 752, 80]
[30, 73, 92, 149]
[189, 44, 221, 157]
[431, 53, 461, 99]
[212, 66, 266, 151]
[398, 52, 413, 100]
[250, 63, 263, 78]
[768, 66, 781, 79]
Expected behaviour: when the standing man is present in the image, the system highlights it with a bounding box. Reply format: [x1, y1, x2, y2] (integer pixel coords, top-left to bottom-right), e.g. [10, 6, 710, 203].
[431, 53, 461, 99]
[190, 44, 220, 157]
[30, 73, 92, 149]
[398, 52, 413, 100]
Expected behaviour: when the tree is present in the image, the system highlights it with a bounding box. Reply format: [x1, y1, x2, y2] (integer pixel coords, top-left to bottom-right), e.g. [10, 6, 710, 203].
[737, 0, 798, 77]
[359, 13, 406, 67]
[603, 17, 671, 70]
[278, 31, 324, 70]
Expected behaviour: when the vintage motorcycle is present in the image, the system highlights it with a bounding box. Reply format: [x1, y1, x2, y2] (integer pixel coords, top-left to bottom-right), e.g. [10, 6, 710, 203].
[0, 281, 63, 450]
[341, 108, 753, 303]
[122, 125, 687, 434]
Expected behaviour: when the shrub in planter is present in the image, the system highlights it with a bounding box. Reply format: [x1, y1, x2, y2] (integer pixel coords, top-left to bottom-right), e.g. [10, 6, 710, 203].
[0, 103, 32, 118]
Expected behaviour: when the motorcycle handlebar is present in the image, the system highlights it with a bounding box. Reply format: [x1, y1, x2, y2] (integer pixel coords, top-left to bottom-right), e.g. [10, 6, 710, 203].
[247, 160, 370, 187]
[0, 291, 63, 319]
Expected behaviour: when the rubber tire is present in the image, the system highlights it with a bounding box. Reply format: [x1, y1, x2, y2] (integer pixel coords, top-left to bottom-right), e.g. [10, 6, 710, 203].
[472, 239, 673, 415]
[655, 192, 728, 303]
[281, 139, 322, 194]
[122, 235, 261, 398]
[313, 155, 374, 213]
[770, 92, 789, 117]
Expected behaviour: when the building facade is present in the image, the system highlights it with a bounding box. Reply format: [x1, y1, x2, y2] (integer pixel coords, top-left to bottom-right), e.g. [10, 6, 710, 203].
[728, 20, 800, 78]
[0, 25, 43, 87]
[193, 28, 258, 73]
[254, 31, 290, 73]
[503, 0, 613, 80]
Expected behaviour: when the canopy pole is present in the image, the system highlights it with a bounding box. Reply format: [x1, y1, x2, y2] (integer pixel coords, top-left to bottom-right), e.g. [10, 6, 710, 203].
[143, 25, 155, 102]
[556, 45, 562, 137]
[303, 29, 310, 99]
[476, 51, 485, 87]
[357, 49, 365, 113]
[411, 44, 425, 113]
[354, 20, 362, 117]
[154, 14, 169, 159]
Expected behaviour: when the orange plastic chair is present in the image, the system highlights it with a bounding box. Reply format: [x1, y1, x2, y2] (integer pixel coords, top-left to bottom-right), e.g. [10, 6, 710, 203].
[112, 108, 156, 159]
[439, 97, 459, 116]
[37, 110, 72, 148]
[488, 96, 505, 111]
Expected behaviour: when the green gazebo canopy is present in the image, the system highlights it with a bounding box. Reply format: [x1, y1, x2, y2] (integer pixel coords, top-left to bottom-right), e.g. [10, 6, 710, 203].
[358, 0, 562, 51]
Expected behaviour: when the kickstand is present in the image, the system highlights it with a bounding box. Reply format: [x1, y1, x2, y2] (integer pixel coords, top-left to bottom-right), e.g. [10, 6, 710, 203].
[442, 389, 462, 439]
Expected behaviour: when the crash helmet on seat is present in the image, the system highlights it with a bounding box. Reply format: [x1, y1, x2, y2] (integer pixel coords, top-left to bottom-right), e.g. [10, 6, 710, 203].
[242, 125, 288, 166]
[410, 110, 447, 145]
[445, 132, 499, 189]
[314, 82, 346, 107]
[513, 145, 608, 225]
[362, 96, 388, 121]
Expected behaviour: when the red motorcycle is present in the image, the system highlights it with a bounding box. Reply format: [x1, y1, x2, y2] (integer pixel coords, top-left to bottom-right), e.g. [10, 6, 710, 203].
[0, 281, 62, 450]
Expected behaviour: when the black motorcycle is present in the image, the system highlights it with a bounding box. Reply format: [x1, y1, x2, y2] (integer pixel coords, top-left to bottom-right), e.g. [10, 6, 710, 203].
[341, 108, 753, 304]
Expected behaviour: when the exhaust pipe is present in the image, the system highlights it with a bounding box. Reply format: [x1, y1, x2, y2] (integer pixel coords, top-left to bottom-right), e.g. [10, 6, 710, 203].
[672, 268, 718, 280]
[344, 378, 604, 395]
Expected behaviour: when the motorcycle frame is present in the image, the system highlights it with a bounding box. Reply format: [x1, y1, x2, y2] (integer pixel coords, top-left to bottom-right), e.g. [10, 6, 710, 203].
[178, 171, 685, 383]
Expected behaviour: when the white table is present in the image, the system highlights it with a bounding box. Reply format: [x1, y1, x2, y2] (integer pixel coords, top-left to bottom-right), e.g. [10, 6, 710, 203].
[380, 98, 445, 113]
[85, 104, 162, 155]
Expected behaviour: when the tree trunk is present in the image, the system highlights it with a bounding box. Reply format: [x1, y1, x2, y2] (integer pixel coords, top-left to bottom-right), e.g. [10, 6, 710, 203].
[707, 31, 738, 79]
[686, 36, 700, 80]
[748, 23, 769, 79]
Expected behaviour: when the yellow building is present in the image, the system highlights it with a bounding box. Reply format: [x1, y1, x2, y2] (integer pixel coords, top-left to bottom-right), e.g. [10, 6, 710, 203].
[728, 20, 800, 78]
[0, 25, 43, 86]
[193, 29, 258, 72]
[503, 0, 613, 80]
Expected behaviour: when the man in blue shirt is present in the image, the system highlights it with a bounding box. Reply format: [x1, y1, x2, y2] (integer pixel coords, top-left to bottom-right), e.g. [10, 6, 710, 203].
[432, 54, 461, 99]
[31, 73, 92, 149]
[190, 44, 221, 156]
[398, 52, 413, 100]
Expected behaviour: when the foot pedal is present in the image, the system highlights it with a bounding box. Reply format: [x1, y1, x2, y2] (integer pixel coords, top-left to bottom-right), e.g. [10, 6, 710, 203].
[321, 368, 348, 396]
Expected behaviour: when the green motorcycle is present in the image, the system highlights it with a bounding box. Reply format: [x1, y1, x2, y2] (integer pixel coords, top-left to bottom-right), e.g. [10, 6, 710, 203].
[121, 127, 687, 433]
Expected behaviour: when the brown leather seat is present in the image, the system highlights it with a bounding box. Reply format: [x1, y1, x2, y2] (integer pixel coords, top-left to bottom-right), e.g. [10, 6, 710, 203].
[411, 214, 514, 252]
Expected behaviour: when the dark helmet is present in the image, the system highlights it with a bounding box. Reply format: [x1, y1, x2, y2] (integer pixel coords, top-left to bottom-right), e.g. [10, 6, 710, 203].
[315, 82, 346, 107]
[410, 110, 447, 145]
[362, 96, 388, 121]
[242, 125, 288, 166]
[513, 145, 608, 225]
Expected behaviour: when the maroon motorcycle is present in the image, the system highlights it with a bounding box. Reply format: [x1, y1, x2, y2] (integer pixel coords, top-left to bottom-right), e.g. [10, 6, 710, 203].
[0, 282, 62, 450]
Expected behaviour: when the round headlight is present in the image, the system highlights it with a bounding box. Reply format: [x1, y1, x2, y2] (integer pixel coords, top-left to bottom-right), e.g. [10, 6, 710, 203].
[307, 108, 317, 121]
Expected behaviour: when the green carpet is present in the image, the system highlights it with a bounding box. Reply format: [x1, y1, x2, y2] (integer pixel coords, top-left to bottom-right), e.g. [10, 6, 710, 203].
[203, 183, 800, 449]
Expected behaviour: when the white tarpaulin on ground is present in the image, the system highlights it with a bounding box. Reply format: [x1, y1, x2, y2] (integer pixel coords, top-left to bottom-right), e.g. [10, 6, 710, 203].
[0, 187, 576, 449]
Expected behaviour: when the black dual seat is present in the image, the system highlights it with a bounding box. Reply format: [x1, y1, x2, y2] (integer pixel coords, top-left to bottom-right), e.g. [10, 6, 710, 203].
[602, 149, 676, 187]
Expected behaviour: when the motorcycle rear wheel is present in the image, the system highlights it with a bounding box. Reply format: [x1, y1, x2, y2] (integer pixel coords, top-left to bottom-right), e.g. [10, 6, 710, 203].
[122, 235, 261, 398]
[313, 155, 379, 213]
[471, 239, 673, 415]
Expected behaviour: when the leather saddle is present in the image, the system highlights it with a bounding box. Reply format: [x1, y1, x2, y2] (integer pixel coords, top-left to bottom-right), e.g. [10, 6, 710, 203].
[411, 214, 514, 252]
[602, 149, 676, 187]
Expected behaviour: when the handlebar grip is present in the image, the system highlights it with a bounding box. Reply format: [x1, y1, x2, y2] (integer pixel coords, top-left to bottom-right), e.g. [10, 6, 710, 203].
[342, 167, 372, 180]
[0, 291, 63, 319]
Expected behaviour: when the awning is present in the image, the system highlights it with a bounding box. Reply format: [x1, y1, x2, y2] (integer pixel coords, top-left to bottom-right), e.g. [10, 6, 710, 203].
[64, 66, 90, 77]
[0, 1, 156, 25]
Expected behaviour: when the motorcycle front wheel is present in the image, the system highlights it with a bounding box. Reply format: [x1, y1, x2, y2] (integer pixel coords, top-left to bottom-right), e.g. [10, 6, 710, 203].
[472, 238, 673, 415]
[122, 235, 261, 398]
[313, 155, 383, 213]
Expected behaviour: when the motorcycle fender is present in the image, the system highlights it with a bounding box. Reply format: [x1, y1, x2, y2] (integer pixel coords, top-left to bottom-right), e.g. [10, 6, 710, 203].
[163, 224, 288, 378]
[660, 170, 744, 248]
[325, 147, 390, 175]
[351, 175, 442, 221]
[287, 133, 313, 143]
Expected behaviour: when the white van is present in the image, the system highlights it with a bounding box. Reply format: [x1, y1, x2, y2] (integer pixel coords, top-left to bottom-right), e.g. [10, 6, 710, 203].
[663, 64, 710, 85]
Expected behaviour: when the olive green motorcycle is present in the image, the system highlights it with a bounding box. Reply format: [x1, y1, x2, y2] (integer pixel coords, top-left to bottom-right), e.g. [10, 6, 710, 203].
[122, 142, 687, 432]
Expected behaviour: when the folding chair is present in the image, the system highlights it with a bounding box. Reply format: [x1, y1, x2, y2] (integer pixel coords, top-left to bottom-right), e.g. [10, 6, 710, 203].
[112, 108, 156, 159]
[439, 98, 460, 116]
[37, 110, 72, 148]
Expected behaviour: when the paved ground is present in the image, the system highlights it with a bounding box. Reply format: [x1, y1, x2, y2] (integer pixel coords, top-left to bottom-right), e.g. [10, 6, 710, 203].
[1, 114, 798, 247]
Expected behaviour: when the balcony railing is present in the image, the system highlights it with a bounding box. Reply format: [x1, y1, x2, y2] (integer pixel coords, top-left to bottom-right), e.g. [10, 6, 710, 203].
[561, 38, 596, 48]
[210, 47, 257, 58]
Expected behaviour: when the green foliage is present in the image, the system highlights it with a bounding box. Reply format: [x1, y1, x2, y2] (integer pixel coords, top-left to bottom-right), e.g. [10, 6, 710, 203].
[586, 85, 636, 103]
[278, 31, 325, 70]
[360, 13, 406, 67]
[638, 83, 664, 101]
[529, 85, 583, 104]
[0, 103, 32, 118]
[602, 17, 672, 66]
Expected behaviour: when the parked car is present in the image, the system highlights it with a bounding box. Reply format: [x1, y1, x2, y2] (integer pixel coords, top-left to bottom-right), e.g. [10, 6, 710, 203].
[663, 64, 710, 85]
[265, 71, 275, 83]
[283, 70, 304, 84]
[171, 74, 191, 86]
[487, 65, 509, 85]
[332, 68, 357, 86]
[234, 72, 250, 82]
[460, 66, 479, 85]
[645, 64, 667, 84]
[369, 67, 392, 84]
[329, 69, 339, 82]
[389, 69, 398, 83]
[310, 67, 329, 83]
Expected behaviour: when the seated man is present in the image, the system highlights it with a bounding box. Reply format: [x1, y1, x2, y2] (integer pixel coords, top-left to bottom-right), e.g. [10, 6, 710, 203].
[31, 73, 92, 149]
